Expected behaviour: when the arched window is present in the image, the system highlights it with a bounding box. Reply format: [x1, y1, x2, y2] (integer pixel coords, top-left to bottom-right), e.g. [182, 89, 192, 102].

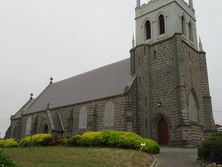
[189, 22, 193, 41]
[181, 16, 186, 35]
[159, 15, 165, 35]
[25, 116, 32, 135]
[104, 101, 114, 127]
[145, 20, 151, 40]
[188, 91, 198, 122]
[79, 106, 88, 129]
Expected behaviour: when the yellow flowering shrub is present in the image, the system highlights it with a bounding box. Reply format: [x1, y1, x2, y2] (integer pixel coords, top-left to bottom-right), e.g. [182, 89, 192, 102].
[68, 130, 160, 154]
[0, 139, 19, 148]
[20, 134, 53, 147]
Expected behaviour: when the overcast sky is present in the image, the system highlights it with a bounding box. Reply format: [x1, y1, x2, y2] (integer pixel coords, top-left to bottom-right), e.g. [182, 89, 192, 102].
[0, 0, 222, 138]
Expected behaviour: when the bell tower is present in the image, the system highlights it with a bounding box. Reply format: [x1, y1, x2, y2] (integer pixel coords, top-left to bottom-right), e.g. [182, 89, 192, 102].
[135, 0, 198, 50]
[130, 0, 215, 147]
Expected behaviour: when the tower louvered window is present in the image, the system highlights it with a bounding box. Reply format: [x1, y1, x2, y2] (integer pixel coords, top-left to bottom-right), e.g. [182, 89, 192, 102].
[145, 20, 151, 39]
[189, 22, 193, 41]
[181, 16, 186, 35]
[159, 15, 165, 35]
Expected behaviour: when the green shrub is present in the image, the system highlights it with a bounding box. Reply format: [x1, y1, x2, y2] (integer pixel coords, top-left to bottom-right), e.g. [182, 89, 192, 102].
[97, 131, 141, 149]
[67, 130, 159, 154]
[67, 135, 81, 146]
[77, 132, 102, 147]
[52, 137, 69, 146]
[0, 139, 19, 148]
[0, 149, 18, 167]
[198, 133, 222, 164]
[140, 138, 160, 154]
[20, 134, 53, 147]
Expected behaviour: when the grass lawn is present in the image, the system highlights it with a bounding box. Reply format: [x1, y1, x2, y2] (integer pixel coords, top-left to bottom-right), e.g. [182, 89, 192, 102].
[3, 147, 154, 167]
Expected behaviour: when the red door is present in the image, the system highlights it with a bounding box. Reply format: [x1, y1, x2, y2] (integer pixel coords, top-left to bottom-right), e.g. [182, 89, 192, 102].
[158, 119, 169, 145]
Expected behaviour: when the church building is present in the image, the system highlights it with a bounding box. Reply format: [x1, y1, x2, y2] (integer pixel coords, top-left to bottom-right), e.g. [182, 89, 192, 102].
[5, 0, 215, 147]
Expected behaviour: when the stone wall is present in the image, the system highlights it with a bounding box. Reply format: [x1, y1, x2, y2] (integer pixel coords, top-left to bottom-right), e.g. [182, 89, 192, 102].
[126, 81, 138, 133]
[131, 33, 215, 147]
[131, 35, 180, 144]
[179, 38, 215, 142]
[71, 95, 129, 135]
[14, 94, 131, 139]
[5, 119, 22, 140]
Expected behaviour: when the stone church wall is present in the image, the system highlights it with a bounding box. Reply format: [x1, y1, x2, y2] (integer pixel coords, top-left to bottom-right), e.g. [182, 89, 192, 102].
[130, 34, 215, 147]
[51, 107, 73, 136]
[71, 95, 129, 135]
[149, 36, 179, 144]
[132, 35, 180, 143]
[179, 38, 215, 143]
[126, 81, 138, 133]
[199, 52, 216, 133]
[15, 93, 132, 139]
[7, 119, 22, 140]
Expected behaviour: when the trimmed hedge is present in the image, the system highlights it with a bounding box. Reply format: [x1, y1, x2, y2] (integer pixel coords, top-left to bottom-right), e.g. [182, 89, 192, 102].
[0, 139, 19, 148]
[19, 131, 160, 154]
[67, 130, 160, 154]
[20, 134, 53, 147]
[198, 133, 222, 164]
[0, 149, 18, 167]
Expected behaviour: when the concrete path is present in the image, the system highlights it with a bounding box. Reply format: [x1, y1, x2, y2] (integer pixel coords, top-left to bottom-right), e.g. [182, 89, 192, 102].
[155, 147, 200, 167]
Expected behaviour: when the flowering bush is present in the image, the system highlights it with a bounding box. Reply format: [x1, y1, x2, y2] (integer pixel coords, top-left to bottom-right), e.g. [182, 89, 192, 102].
[67, 130, 160, 154]
[0, 139, 19, 148]
[20, 134, 53, 147]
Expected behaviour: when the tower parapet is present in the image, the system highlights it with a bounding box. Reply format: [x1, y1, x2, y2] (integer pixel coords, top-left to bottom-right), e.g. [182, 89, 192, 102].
[137, 0, 194, 12]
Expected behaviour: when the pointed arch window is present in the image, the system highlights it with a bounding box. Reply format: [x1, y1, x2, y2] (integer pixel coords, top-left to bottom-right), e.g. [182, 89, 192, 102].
[189, 22, 193, 41]
[188, 91, 199, 122]
[159, 15, 165, 35]
[25, 116, 32, 135]
[79, 106, 88, 129]
[104, 101, 114, 127]
[181, 16, 186, 35]
[145, 20, 151, 40]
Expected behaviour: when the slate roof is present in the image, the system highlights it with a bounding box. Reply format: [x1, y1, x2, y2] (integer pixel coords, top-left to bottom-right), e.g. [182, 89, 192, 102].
[24, 58, 134, 115]
[13, 99, 35, 119]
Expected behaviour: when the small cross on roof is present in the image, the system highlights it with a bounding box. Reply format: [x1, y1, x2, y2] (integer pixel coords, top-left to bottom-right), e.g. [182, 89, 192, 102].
[50, 77, 54, 84]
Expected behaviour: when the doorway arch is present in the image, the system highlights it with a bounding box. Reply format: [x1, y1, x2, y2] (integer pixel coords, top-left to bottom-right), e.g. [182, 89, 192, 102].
[43, 124, 49, 134]
[158, 119, 169, 145]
